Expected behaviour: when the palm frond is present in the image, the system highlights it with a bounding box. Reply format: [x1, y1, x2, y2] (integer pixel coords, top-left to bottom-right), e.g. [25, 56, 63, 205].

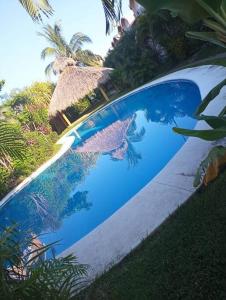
[0, 122, 25, 161]
[128, 127, 146, 143]
[40, 47, 58, 60]
[69, 32, 92, 52]
[0, 226, 88, 298]
[39, 22, 74, 69]
[39, 22, 95, 74]
[44, 61, 55, 77]
[101, 0, 122, 34]
[53, 22, 72, 56]
[18, 0, 53, 22]
[38, 23, 67, 56]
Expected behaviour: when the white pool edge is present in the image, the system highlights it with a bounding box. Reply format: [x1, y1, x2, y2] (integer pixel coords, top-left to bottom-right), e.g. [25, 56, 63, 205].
[58, 65, 226, 279]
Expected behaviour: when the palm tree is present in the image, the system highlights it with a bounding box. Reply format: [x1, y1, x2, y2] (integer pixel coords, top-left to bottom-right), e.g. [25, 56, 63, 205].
[39, 23, 103, 76]
[18, 0, 122, 34]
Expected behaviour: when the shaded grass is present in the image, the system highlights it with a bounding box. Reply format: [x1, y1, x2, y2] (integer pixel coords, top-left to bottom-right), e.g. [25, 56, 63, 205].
[80, 170, 226, 300]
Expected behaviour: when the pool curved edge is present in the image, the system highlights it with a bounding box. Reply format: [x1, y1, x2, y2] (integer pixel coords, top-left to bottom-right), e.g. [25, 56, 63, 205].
[59, 65, 226, 279]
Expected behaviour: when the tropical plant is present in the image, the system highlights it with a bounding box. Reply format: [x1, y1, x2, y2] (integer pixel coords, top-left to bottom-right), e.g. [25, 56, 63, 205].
[173, 78, 226, 186]
[0, 122, 25, 170]
[18, 0, 121, 34]
[0, 80, 5, 91]
[137, 0, 208, 23]
[18, 0, 53, 22]
[0, 82, 58, 199]
[0, 226, 88, 299]
[39, 22, 102, 76]
[104, 12, 203, 90]
[173, 77, 226, 142]
[184, 0, 226, 48]
[101, 0, 122, 33]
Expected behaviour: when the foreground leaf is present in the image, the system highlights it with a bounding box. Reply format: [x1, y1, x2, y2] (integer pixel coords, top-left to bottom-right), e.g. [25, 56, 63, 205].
[138, 0, 210, 23]
[173, 126, 226, 141]
[186, 31, 226, 48]
[195, 78, 226, 115]
[197, 115, 226, 129]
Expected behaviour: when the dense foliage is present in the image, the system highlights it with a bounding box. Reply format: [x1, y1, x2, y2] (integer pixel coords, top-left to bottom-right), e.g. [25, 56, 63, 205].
[104, 12, 204, 90]
[0, 226, 87, 299]
[0, 82, 58, 198]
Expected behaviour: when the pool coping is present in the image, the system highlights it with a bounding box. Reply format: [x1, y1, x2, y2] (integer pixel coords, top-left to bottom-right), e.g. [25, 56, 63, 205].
[58, 65, 226, 279]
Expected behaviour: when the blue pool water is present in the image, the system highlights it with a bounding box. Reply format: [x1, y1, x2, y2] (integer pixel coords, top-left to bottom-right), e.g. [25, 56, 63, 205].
[0, 80, 201, 254]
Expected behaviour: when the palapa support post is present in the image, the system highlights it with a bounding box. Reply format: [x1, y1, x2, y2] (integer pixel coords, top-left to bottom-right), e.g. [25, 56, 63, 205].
[99, 85, 110, 102]
[59, 111, 71, 126]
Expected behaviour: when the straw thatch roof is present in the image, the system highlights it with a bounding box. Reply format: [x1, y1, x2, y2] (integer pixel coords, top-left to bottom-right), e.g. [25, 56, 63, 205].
[76, 117, 133, 160]
[53, 57, 76, 74]
[49, 57, 112, 116]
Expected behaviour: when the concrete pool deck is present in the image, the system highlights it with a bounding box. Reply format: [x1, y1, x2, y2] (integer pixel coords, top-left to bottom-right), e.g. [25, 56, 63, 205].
[59, 65, 226, 279]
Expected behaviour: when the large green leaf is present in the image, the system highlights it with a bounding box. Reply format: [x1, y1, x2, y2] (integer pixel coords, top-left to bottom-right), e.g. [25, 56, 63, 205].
[173, 126, 226, 140]
[196, 0, 226, 27]
[137, 0, 221, 23]
[196, 78, 226, 115]
[219, 106, 226, 116]
[204, 19, 226, 35]
[186, 31, 226, 48]
[220, 0, 226, 19]
[197, 115, 226, 128]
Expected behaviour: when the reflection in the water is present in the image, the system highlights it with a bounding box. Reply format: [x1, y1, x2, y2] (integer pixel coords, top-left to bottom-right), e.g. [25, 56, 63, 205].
[76, 115, 146, 167]
[0, 152, 98, 239]
[60, 191, 91, 218]
[0, 80, 201, 255]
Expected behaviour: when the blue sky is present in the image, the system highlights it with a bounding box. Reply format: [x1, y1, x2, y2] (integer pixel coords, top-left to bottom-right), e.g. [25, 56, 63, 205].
[0, 0, 133, 93]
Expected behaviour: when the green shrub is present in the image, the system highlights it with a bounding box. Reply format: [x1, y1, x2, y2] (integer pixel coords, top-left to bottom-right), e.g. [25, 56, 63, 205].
[104, 12, 204, 90]
[0, 82, 58, 199]
[13, 131, 58, 179]
[73, 97, 91, 114]
[0, 168, 10, 197]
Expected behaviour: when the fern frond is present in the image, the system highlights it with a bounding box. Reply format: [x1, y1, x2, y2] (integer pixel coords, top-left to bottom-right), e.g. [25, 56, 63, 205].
[0, 122, 25, 161]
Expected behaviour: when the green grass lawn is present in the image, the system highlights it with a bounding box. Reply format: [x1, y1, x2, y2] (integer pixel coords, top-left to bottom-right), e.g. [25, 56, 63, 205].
[80, 170, 226, 300]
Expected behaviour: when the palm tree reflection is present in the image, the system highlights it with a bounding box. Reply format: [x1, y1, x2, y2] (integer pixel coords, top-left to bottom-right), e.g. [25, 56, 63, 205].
[76, 114, 145, 167]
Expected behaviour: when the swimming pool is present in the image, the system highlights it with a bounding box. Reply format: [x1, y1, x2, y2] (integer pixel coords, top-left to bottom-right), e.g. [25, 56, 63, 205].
[0, 80, 201, 255]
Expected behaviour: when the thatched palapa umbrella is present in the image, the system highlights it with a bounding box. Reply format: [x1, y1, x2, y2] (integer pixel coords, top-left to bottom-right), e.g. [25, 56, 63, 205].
[48, 57, 112, 126]
[76, 117, 133, 160]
